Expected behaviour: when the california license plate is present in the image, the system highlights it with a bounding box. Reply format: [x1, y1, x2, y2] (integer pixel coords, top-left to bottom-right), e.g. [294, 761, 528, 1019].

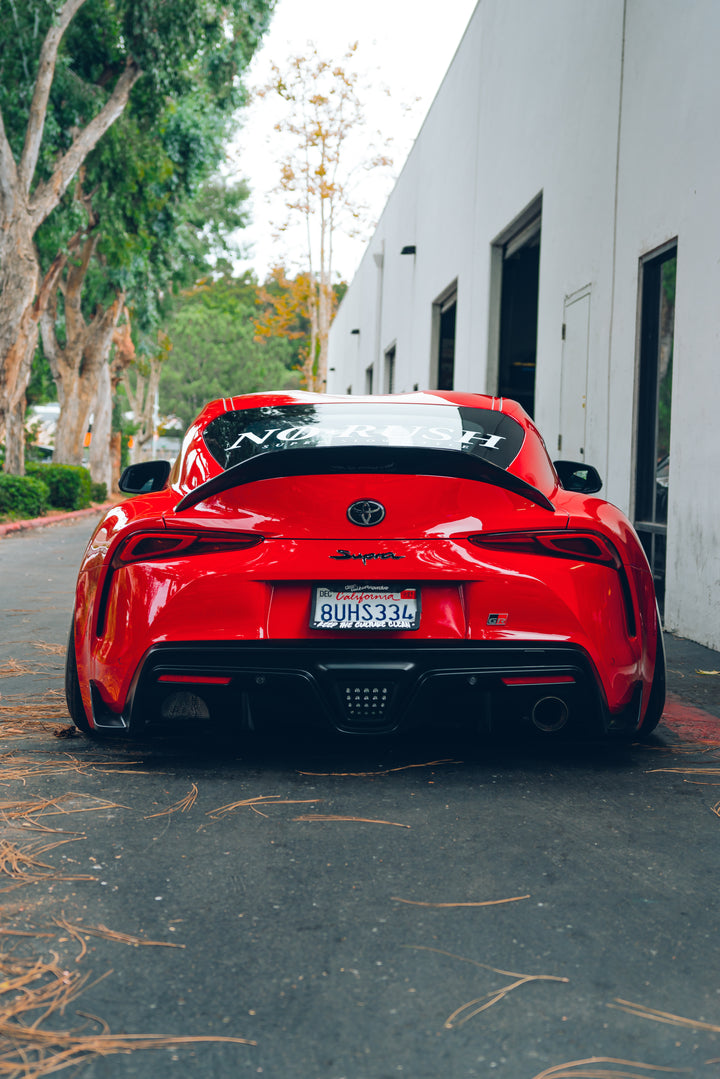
[311, 584, 420, 630]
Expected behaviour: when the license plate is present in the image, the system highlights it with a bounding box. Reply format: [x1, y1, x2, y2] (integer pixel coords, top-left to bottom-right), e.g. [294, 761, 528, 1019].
[311, 584, 420, 630]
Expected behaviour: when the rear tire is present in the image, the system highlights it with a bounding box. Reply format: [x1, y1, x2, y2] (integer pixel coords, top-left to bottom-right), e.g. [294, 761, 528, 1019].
[65, 627, 94, 736]
[639, 606, 666, 736]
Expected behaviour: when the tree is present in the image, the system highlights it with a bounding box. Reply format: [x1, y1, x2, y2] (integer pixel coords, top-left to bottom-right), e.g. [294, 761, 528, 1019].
[254, 265, 347, 385]
[160, 272, 299, 429]
[0, 0, 273, 473]
[259, 44, 392, 391]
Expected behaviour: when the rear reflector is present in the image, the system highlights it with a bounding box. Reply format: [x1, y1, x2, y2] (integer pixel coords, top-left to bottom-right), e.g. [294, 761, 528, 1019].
[502, 675, 576, 687]
[158, 674, 232, 686]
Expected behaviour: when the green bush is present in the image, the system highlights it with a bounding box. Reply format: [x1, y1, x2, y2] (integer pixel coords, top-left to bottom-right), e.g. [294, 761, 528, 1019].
[0, 473, 49, 519]
[26, 463, 92, 510]
[90, 481, 108, 502]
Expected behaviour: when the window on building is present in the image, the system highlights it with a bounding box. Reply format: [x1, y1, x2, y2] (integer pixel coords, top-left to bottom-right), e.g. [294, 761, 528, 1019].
[384, 345, 396, 394]
[432, 285, 457, 390]
[497, 215, 541, 417]
[365, 365, 374, 394]
[634, 242, 677, 615]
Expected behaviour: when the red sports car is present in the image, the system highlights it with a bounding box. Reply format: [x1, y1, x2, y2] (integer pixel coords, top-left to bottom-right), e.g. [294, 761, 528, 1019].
[66, 390, 665, 740]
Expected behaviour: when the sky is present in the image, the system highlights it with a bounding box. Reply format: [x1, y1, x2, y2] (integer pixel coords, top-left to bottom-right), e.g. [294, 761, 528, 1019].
[232, 0, 478, 283]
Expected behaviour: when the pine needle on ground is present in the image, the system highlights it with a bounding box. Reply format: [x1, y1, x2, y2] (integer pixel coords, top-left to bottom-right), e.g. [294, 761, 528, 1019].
[392, 895, 530, 909]
[403, 944, 568, 1028]
[529, 1057, 683, 1078]
[609, 997, 720, 1033]
[145, 783, 198, 818]
[293, 814, 410, 828]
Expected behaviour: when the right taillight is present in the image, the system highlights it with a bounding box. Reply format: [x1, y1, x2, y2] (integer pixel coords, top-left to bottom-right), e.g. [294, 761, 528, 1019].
[468, 529, 636, 635]
[468, 529, 622, 569]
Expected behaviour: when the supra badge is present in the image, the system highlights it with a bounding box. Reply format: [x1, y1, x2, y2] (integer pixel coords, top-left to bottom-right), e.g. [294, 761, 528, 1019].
[347, 499, 385, 527]
[330, 549, 404, 566]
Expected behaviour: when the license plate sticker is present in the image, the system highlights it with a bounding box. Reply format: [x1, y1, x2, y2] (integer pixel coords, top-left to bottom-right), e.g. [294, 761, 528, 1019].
[311, 584, 420, 630]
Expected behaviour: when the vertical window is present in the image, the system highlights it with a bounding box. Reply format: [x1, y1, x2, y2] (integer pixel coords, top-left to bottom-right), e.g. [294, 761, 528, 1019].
[365, 365, 374, 394]
[635, 242, 676, 614]
[432, 285, 457, 390]
[497, 216, 541, 417]
[384, 345, 396, 394]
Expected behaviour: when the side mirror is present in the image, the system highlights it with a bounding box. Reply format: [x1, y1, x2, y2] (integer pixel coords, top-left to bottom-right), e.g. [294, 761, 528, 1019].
[118, 460, 171, 494]
[553, 460, 603, 494]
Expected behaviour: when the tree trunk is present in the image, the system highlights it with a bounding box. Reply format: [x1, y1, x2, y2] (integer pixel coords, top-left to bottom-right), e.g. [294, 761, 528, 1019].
[0, 213, 40, 473]
[89, 359, 112, 491]
[0, 0, 142, 473]
[132, 358, 162, 463]
[40, 230, 124, 466]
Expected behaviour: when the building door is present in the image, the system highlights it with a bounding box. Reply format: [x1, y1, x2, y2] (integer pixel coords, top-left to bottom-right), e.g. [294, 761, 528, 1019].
[497, 215, 541, 416]
[634, 243, 676, 614]
[558, 286, 591, 459]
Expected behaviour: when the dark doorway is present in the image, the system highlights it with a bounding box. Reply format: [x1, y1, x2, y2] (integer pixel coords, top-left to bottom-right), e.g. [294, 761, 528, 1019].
[497, 220, 540, 416]
[635, 243, 676, 615]
[384, 344, 396, 394]
[435, 289, 457, 390]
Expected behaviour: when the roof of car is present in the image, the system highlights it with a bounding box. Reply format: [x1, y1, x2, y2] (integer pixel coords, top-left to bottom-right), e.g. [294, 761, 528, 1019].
[193, 390, 530, 426]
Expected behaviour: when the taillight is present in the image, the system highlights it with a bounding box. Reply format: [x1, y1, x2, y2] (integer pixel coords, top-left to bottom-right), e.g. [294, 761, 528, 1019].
[112, 530, 263, 567]
[469, 528, 637, 635]
[468, 530, 622, 568]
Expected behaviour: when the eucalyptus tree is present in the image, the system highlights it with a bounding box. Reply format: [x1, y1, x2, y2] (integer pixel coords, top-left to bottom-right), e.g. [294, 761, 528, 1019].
[0, 0, 273, 473]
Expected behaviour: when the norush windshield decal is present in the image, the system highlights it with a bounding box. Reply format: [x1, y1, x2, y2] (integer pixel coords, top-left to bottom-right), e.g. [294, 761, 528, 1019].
[203, 403, 525, 472]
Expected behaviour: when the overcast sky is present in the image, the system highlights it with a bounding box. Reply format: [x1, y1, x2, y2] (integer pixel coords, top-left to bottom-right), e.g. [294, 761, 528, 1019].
[232, 0, 478, 282]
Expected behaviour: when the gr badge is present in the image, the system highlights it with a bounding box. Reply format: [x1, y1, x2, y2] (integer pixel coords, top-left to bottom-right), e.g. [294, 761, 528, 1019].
[487, 613, 508, 625]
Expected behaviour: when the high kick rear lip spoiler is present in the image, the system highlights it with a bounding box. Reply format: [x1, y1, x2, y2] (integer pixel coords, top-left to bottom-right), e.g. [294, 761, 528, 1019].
[173, 445, 554, 513]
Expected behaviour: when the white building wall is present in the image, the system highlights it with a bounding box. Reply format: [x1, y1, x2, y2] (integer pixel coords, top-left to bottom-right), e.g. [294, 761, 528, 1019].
[328, 0, 720, 650]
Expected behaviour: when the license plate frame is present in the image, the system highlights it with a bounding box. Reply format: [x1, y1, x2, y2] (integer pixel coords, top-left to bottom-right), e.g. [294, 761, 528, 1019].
[310, 583, 420, 631]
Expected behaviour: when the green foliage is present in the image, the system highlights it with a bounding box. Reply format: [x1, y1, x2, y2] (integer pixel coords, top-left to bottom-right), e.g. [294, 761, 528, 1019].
[159, 273, 300, 428]
[26, 463, 92, 511]
[2, 0, 274, 389]
[0, 474, 49, 519]
[91, 481, 108, 502]
[27, 350, 58, 408]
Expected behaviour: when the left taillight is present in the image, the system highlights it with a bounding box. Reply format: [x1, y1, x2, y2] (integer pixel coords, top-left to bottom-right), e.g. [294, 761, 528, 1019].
[112, 530, 263, 567]
[467, 530, 622, 569]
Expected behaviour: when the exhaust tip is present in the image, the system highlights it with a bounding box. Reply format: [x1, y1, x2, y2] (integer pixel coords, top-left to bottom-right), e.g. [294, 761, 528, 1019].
[161, 691, 210, 721]
[531, 695, 569, 733]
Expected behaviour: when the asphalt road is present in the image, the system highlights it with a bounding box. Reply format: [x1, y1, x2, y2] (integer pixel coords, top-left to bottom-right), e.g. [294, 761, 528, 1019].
[1, 517, 719, 1079]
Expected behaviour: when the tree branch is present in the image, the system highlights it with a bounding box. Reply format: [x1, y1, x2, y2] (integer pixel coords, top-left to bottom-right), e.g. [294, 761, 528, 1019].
[0, 104, 20, 220]
[18, 0, 87, 196]
[29, 59, 143, 228]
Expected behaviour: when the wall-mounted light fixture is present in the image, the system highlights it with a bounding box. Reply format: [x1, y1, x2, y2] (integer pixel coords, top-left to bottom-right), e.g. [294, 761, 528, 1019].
[400, 245, 416, 255]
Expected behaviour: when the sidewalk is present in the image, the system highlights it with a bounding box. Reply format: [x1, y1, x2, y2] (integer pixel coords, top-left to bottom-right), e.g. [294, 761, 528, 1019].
[0, 501, 113, 539]
[664, 631, 720, 725]
[2, 504, 719, 729]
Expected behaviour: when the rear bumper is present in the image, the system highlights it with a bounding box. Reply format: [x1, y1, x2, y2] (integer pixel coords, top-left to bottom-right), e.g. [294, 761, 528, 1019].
[90, 640, 643, 738]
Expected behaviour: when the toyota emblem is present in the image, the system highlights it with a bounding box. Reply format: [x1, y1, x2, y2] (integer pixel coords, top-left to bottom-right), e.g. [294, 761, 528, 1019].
[347, 499, 386, 527]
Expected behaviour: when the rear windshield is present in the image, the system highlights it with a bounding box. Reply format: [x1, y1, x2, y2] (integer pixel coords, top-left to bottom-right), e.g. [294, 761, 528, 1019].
[203, 403, 525, 471]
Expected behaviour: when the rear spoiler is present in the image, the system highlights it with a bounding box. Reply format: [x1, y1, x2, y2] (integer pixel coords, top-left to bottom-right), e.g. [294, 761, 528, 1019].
[173, 445, 554, 513]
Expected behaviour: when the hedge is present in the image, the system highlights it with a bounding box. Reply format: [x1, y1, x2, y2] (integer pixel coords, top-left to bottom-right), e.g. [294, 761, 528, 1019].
[26, 463, 92, 510]
[0, 473, 50, 519]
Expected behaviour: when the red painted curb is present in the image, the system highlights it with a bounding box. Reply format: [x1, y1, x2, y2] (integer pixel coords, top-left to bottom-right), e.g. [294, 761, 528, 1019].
[661, 691, 720, 741]
[0, 502, 115, 538]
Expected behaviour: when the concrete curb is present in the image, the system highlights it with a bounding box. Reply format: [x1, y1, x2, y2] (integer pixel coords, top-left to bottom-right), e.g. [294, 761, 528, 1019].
[0, 502, 114, 538]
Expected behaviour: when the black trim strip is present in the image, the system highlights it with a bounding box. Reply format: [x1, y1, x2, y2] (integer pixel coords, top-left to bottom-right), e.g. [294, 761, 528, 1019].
[174, 446, 554, 512]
